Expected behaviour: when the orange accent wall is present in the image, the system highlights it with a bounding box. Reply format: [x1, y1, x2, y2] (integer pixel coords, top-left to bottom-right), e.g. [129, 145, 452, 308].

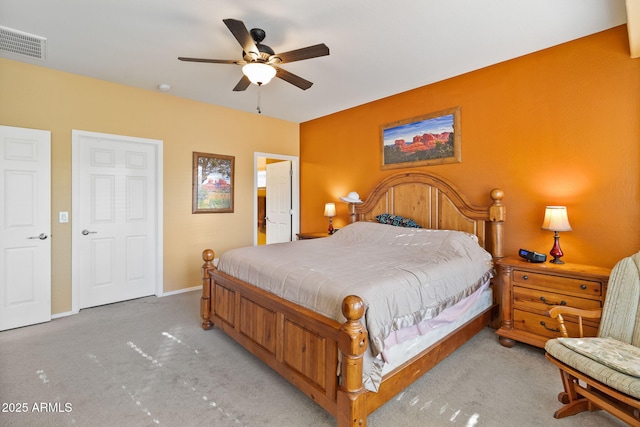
[300, 26, 640, 268]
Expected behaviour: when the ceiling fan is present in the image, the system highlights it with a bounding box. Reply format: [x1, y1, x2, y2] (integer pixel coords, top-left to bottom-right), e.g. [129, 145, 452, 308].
[178, 18, 330, 91]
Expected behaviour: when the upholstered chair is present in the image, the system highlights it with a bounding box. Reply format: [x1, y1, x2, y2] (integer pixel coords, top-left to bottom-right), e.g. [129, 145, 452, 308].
[545, 251, 640, 425]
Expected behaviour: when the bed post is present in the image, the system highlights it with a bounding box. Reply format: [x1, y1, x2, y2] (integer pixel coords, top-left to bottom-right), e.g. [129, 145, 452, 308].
[489, 188, 505, 259]
[337, 295, 368, 427]
[488, 189, 505, 328]
[348, 203, 357, 224]
[201, 249, 215, 330]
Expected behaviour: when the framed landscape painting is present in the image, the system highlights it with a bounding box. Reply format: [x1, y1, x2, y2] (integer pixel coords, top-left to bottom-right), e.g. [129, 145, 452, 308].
[192, 152, 235, 213]
[381, 106, 461, 170]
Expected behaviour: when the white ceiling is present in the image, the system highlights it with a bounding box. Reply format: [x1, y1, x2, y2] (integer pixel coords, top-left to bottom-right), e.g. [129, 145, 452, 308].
[0, 1, 629, 123]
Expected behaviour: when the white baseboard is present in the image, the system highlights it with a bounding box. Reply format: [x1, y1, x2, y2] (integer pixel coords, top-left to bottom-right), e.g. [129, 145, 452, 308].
[51, 310, 77, 319]
[50, 287, 199, 318]
[159, 285, 200, 297]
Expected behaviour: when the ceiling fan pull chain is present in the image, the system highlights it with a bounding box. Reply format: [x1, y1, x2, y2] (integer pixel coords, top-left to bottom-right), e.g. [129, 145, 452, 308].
[257, 83, 262, 114]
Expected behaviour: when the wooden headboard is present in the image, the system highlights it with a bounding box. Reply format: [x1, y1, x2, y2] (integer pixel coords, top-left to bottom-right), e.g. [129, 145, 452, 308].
[350, 172, 505, 259]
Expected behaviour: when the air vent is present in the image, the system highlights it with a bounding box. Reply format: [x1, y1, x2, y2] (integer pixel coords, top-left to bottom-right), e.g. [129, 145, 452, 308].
[0, 26, 47, 60]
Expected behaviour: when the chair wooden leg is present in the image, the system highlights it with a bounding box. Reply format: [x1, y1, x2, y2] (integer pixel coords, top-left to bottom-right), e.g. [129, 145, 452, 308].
[554, 399, 591, 419]
[553, 369, 595, 419]
[560, 370, 578, 400]
[556, 368, 571, 404]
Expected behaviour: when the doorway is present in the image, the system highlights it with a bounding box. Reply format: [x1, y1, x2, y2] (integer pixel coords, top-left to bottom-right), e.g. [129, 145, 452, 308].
[254, 153, 299, 245]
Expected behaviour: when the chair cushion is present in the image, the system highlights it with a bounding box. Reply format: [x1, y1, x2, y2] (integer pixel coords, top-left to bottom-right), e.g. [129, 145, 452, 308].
[557, 337, 640, 377]
[546, 338, 640, 399]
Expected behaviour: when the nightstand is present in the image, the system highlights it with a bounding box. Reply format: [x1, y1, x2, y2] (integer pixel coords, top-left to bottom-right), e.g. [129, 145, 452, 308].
[496, 256, 610, 348]
[296, 231, 331, 240]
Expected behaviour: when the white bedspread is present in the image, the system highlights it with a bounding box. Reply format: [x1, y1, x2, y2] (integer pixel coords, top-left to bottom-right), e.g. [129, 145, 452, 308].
[217, 221, 494, 359]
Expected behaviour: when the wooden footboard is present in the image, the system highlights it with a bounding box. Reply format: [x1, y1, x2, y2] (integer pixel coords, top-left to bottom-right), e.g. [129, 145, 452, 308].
[201, 249, 368, 425]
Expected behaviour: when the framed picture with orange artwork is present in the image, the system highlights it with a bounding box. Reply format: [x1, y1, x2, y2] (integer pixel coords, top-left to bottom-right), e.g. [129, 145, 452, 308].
[381, 106, 461, 170]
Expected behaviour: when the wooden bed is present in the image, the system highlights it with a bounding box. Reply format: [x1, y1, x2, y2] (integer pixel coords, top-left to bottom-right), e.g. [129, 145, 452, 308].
[200, 171, 505, 426]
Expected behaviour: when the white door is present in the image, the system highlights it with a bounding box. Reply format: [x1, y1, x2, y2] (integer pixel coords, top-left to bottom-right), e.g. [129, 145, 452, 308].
[266, 160, 292, 244]
[72, 130, 162, 310]
[0, 125, 51, 331]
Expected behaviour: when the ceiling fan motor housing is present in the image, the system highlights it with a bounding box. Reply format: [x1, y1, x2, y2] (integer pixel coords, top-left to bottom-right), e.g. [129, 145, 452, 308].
[250, 28, 266, 43]
[241, 28, 275, 62]
[243, 43, 275, 62]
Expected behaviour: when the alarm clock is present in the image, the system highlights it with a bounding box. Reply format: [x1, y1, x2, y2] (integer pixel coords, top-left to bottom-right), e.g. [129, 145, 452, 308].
[519, 248, 547, 263]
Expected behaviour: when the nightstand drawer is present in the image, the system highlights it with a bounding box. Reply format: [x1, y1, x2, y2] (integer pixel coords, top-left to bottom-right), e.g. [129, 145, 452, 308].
[513, 309, 599, 339]
[513, 286, 602, 315]
[512, 270, 601, 298]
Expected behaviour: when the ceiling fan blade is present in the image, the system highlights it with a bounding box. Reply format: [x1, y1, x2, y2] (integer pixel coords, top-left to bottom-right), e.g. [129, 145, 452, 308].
[232, 75, 251, 92]
[223, 18, 259, 59]
[178, 57, 241, 64]
[274, 67, 313, 90]
[272, 44, 329, 64]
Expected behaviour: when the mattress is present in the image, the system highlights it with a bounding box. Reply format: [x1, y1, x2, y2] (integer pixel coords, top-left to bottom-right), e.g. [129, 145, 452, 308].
[218, 221, 493, 353]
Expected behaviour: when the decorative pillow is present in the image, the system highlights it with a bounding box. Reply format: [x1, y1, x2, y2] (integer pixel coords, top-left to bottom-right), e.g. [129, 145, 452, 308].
[375, 213, 421, 228]
[558, 337, 640, 377]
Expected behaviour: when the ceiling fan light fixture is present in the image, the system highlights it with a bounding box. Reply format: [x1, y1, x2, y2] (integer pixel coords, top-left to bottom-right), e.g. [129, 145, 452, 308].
[242, 62, 276, 86]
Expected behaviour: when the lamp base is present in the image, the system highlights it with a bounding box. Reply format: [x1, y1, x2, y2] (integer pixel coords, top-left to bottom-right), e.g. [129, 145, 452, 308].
[328, 218, 334, 235]
[548, 231, 565, 264]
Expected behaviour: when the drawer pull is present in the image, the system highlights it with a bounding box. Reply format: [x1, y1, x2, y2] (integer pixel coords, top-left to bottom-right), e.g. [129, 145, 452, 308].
[522, 275, 528, 280]
[540, 321, 560, 333]
[540, 296, 567, 306]
[580, 284, 587, 290]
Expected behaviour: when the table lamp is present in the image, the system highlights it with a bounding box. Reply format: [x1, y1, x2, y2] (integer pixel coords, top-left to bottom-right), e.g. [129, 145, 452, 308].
[324, 202, 336, 234]
[541, 206, 572, 264]
[340, 191, 363, 223]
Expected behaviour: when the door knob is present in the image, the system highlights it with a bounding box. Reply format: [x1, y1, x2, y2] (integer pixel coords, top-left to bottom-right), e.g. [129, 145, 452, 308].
[27, 233, 48, 240]
[81, 229, 97, 235]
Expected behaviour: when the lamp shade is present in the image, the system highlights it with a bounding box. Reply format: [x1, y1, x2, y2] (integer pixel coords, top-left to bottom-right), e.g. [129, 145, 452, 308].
[339, 191, 363, 204]
[541, 206, 572, 232]
[242, 62, 277, 85]
[324, 202, 336, 217]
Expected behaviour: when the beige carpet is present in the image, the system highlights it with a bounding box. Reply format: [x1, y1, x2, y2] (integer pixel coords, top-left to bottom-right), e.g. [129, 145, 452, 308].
[0, 291, 625, 426]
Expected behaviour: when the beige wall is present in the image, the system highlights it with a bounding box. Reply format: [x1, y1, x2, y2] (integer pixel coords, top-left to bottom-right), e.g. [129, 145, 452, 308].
[0, 58, 299, 315]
